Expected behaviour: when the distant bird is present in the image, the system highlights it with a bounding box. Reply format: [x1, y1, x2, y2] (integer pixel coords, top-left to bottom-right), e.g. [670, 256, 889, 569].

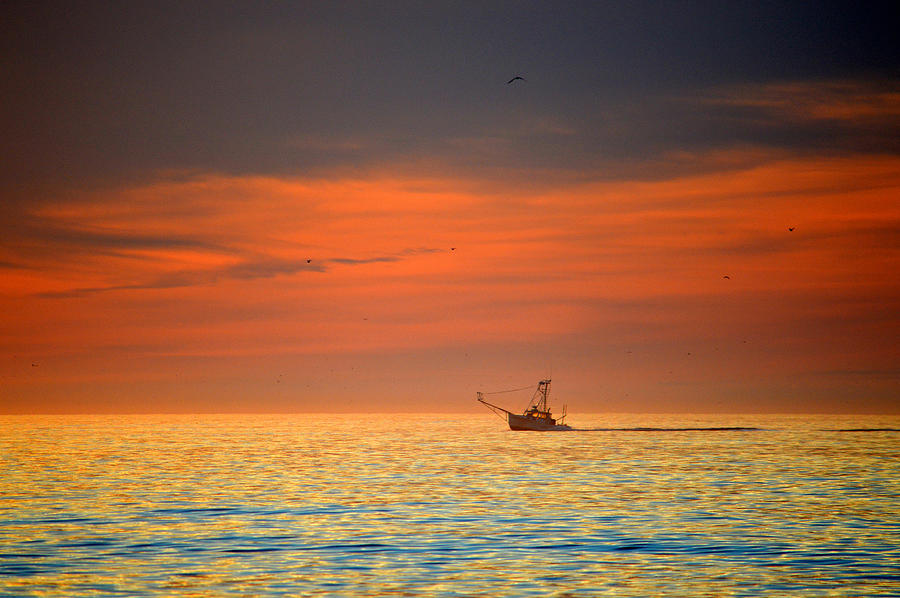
[31, 362, 39, 367]
[506, 75, 525, 84]
[450, 247, 456, 251]
[306, 259, 311, 263]
[788, 227, 795, 232]
[723, 275, 730, 279]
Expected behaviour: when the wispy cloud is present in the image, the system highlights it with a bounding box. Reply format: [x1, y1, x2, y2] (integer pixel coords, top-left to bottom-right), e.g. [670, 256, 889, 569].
[35, 256, 321, 298]
[26, 223, 217, 260]
[33, 249, 451, 298]
[699, 79, 900, 123]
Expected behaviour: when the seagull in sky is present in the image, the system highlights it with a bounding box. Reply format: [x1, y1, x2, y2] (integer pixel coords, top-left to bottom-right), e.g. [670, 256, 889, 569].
[723, 275, 731, 279]
[506, 75, 525, 84]
[788, 227, 795, 232]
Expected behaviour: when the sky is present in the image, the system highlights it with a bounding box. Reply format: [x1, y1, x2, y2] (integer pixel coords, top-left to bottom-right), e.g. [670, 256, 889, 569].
[2, 1, 898, 414]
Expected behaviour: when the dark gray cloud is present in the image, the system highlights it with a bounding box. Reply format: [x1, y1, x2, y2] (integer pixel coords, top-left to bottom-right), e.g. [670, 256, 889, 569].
[32, 223, 213, 253]
[331, 248, 441, 265]
[222, 257, 325, 281]
[0, 209, 224, 270]
[2, 1, 897, 193]
[34, 248, 443, 298]
[330, 257, 400, 265]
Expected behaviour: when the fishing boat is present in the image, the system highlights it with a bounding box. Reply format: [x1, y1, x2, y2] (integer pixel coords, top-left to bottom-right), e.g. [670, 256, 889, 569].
[477, 379, 571, 431]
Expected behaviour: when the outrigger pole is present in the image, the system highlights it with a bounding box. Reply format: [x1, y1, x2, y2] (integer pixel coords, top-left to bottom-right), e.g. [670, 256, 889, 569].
[477, 392, 514, 421]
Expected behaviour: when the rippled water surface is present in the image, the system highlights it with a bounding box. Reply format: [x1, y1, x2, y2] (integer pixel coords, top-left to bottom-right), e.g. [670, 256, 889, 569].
[2, 414, 899, 596]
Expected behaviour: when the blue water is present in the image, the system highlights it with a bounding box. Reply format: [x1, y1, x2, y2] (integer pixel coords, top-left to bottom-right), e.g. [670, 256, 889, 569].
[2, 414, 899, 596]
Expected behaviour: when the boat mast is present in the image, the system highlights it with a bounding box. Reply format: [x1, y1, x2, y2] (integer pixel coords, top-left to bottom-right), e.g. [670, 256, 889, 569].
[528, 379, 552, 413]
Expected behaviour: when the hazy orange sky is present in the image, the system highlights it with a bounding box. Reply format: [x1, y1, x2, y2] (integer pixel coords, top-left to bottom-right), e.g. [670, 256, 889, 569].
[2, 2, 898, 413]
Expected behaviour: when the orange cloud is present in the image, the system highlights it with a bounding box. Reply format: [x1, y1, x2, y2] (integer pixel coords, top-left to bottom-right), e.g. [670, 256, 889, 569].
[2, 153, 898, 412]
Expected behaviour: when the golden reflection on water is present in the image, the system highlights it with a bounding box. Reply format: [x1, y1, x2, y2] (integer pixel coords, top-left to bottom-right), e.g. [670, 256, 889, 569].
[2, 414, 899, 596]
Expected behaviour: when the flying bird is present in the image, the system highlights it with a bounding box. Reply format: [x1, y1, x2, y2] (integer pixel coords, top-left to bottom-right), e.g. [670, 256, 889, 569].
[306, 259, 311, 263]
[506, 76, 525, 84]
[723, 275, 731, 279]
[788, 227, 795, 232]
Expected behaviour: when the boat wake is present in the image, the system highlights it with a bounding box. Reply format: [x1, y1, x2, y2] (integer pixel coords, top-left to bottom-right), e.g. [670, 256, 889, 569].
[827, 428, 900, 432]
[568, 427, 900, 432]
[570, 427, 761, 432]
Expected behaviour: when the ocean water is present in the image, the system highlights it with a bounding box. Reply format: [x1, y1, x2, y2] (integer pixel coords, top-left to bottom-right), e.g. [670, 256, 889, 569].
[1, 413, 899, 597]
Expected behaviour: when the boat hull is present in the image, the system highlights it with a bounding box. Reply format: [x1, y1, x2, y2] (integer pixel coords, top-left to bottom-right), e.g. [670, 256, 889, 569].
[507, 413, 572, 431]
